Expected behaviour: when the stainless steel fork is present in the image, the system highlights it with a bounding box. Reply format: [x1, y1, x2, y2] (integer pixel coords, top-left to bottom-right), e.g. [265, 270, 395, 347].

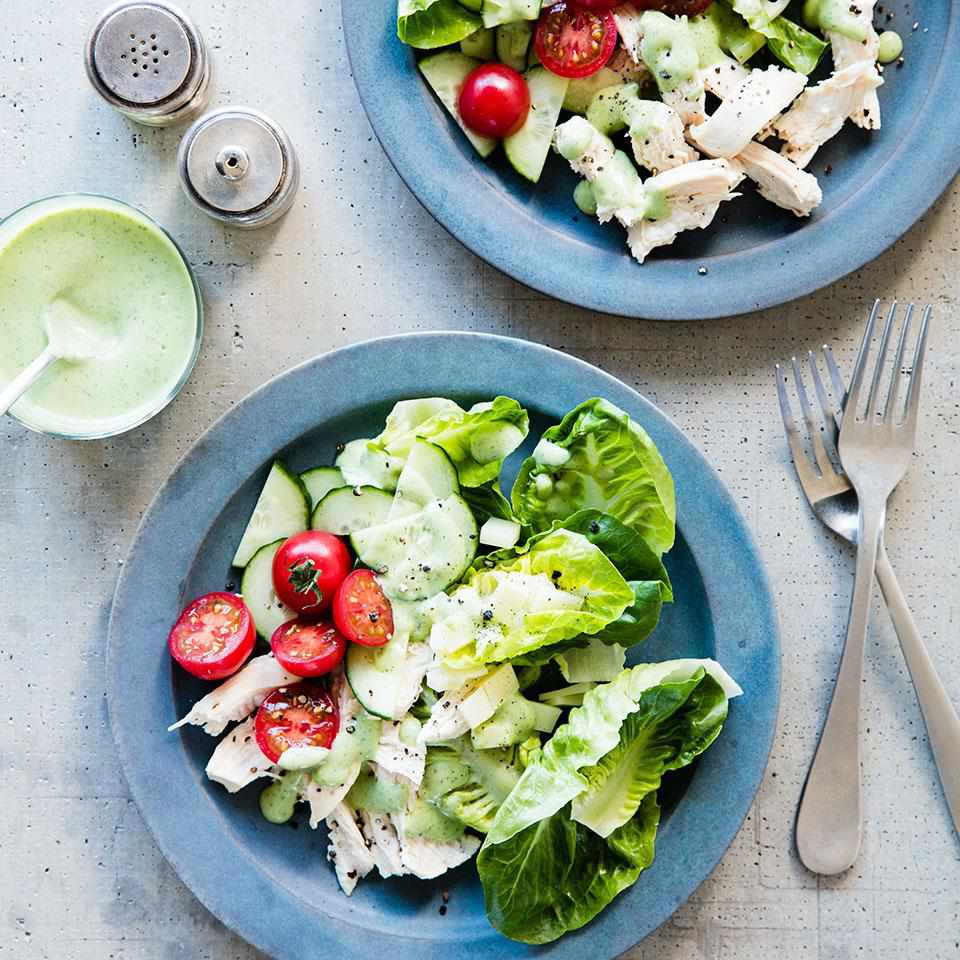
[777, 301, 940, 875]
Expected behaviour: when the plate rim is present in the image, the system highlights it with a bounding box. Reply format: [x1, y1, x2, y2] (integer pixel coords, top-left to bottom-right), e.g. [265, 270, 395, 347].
[107, 331, 781, 959]
[341, 4, 960, 320]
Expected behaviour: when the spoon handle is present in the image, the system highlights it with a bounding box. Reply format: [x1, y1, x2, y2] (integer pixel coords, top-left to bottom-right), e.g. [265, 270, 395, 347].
[0, 346, 56, 416]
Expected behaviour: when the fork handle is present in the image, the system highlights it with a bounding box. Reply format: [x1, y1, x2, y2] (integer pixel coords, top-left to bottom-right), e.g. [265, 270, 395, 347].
[876, 540, 960, 836]
[795, 504, 883, 875]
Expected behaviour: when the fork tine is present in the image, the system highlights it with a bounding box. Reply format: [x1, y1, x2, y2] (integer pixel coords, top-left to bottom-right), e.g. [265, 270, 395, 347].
[865, 300, 897, 418]
[807, 351, 841, 463]
[792, 356, 834, 476]
[775, 364, 819, 490]
[882, 303, 913, 423]
[902, 305, 932, 433]
[846, 299, 881, 419]
[823, 344, 847, 425]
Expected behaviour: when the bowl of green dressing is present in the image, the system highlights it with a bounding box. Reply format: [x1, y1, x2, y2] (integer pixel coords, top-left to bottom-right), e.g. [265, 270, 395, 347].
[0, 194, 203, 439]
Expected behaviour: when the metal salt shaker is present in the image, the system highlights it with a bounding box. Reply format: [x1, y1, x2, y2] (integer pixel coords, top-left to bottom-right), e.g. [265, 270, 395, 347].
[84, 1, 210, 126]
[177, 108, 300, 229]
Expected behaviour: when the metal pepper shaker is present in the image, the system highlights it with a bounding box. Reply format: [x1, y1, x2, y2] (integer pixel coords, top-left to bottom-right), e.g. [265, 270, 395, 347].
[176, 107, 300, 229]
[84, 1, 210, 126]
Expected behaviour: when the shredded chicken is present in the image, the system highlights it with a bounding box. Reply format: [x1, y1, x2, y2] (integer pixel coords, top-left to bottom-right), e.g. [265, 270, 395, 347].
[612, 2, 644, 61]
[734, 141, 822, 217]
[360, 811, 406, 879]
[303, 768, 360, 828]
[373, 722, 426, 787]
[627, 101, 699, 174]
[169, 655, 300, 736]
[326, 803, 376, 895]
[612, 4, 703, 125]
[699, 55, 751, 101]
[661, 86, 707, 127]
[606, 45, 651, 86]
[688, 66, 807, 158]
[394, 812, 482, 880]
[204, 717, 274, 793]
[828, 0, 881, 129]
[774, 61, 883, 168]
[627, 159, 744, 263]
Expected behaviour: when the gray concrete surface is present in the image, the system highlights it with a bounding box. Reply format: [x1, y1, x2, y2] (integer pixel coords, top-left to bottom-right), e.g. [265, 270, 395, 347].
[2, 1, 959, 958]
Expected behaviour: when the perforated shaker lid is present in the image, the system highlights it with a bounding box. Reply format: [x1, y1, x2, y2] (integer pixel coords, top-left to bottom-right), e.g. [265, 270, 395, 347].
[85, 2, 207, 116]
[177, 108, 300, 227]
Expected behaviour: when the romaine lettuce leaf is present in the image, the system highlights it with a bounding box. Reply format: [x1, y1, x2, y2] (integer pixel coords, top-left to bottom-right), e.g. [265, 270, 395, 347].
[511, 398, 676, 556]
[762, 15, 827, 74]
[690, 3, 766, 64]
[561, 509, 673, 647]
[485, 660, 738, 845]
[422, 738, 524, 833]
[428, 528, 634, 674]
[461, 481, 516, 527]
[477, 793, 660, 943]
[723, 0, 826, 73]
[570, 672, 727, 836]
[378, 396, 529, 487]
[555, 637, 626, 682]
[397, 0, 482, 49]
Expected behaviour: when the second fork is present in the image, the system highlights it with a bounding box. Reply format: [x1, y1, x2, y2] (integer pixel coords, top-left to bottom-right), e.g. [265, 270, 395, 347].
[791, 302, 931, 875]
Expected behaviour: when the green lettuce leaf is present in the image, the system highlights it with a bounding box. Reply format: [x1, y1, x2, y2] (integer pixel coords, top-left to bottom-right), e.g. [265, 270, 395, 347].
[477, 793, 660, 943]
[570, 672, 727, 837]
[485, 660, 738, 845]
[762, 15, 827, 74]
[422, 738, 524, 833]
[430, 528, 634, 674]
[397, 0, 482, 48]
[690, 2, 766, 63]
[723, 0, 826, 73]
[378, 396, 529, 487]
[511, 398, 676, 556]
[561, 509, 673, 647]
[555, 637, 626, 682]
[461, 481, 516, 527]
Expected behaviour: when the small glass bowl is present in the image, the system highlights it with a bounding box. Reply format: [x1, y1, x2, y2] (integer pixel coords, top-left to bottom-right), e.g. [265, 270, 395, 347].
[0, 194, 204, 440]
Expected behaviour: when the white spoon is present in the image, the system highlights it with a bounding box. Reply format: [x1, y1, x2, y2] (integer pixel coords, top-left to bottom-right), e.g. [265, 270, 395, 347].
[0, 299, 117, 417]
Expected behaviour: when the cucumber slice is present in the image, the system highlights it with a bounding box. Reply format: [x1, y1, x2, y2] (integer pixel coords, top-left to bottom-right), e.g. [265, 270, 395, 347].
[300, 466, 344, 509]
[335, 438, 402, 491]
[562, 67, 625, 114]
[240, 539, 296, 638]
[311, 486, 394, 535]
[346, 635, 425, 720]
[419, 52, 498, 159]
[585, 82, 639, 135]
[390, 439, 459, 518]
[232, 462, 310, 568]
[504, 66, 569, 183]
[461, 26, 495, 60]
[351, 495, 478, 600]
[496, 21, 532, 72]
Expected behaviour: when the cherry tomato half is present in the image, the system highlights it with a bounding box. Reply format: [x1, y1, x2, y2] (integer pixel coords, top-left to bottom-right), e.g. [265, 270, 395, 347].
[333, 569, 395, 647]
[458, 63, 531, 139]
[627, 0, 713, 14]
[271, 530, 352, 616]
[270, 619, 347, 678]
[254, 681, 339, 764]
[168, 592, 255, 680]
[534, 3, 617, 80]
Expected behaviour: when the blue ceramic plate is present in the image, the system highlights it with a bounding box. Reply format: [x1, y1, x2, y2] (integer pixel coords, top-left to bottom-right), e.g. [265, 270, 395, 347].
[342, 2, 959, 319]
[108, 333, 779, 959]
